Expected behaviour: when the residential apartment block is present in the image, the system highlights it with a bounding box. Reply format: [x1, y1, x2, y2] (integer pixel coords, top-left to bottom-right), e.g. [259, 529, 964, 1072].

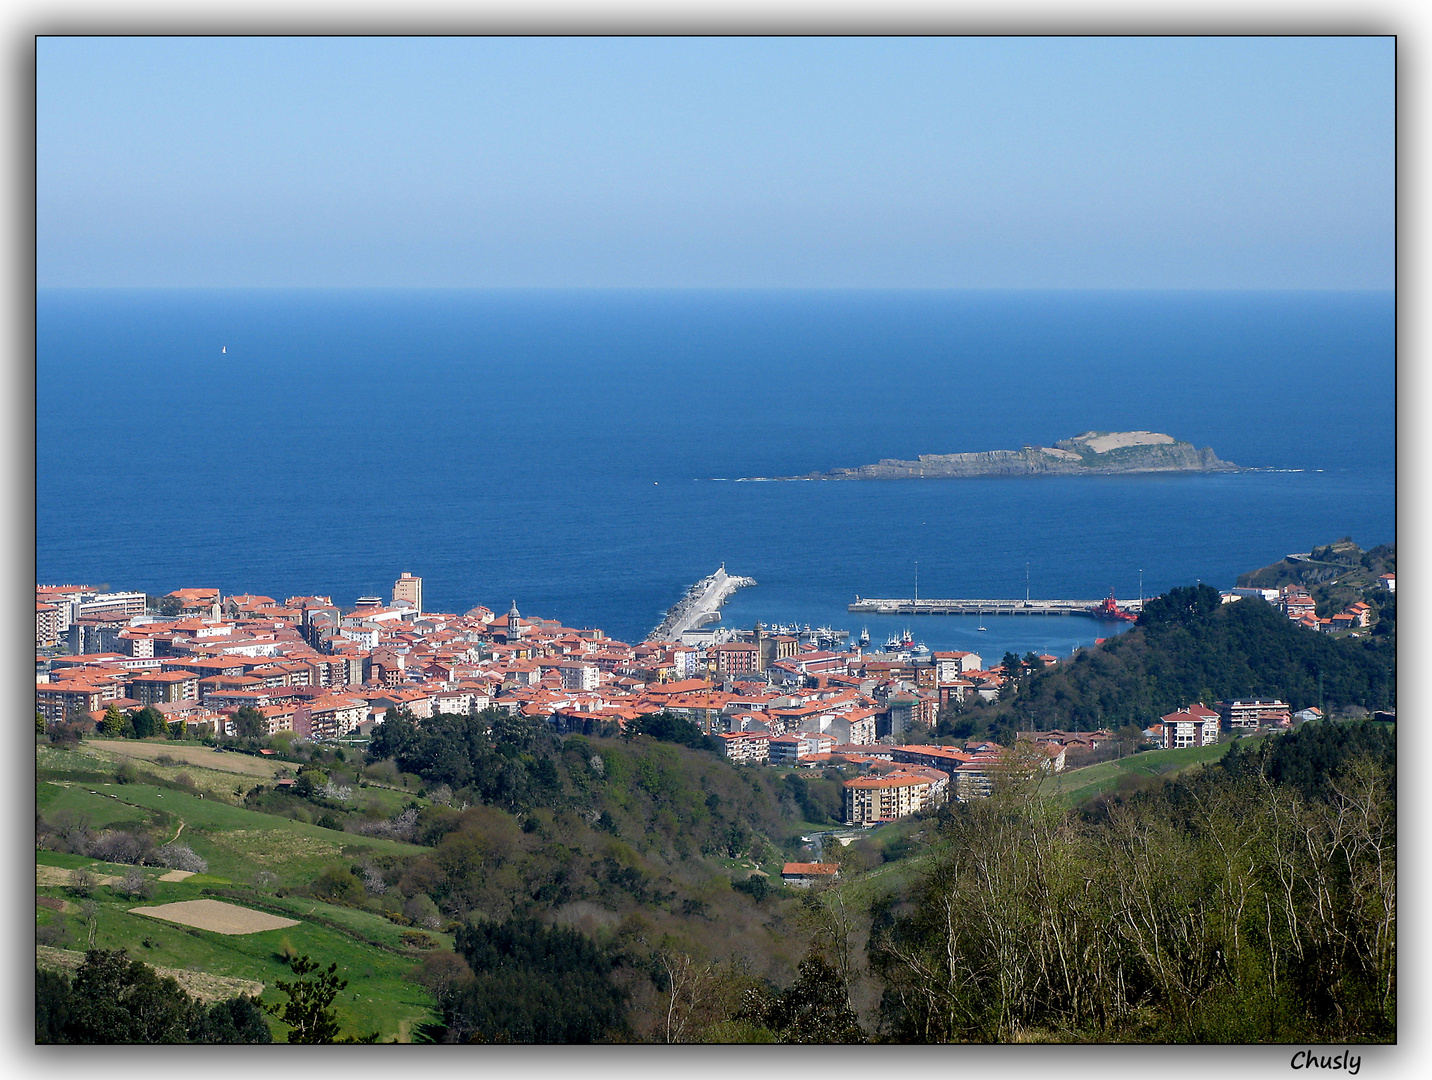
[1217, 698, 1291, 731]
[843, 766, 947, 825]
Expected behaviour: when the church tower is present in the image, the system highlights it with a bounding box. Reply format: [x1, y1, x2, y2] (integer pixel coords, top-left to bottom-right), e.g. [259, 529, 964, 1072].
[508, 600, 521, 641]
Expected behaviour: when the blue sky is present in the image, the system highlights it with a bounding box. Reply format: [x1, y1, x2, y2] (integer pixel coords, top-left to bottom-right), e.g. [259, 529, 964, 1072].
[36, 35, 1393, 289]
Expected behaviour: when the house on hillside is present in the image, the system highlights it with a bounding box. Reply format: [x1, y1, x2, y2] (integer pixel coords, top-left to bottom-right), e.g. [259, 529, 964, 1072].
[780, 863, 840, 888]
[1159, 705, 1220, 748]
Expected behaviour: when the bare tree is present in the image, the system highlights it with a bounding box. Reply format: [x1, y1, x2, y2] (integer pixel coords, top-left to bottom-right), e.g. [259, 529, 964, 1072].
[90, 828, 154, 866]
[68, 866, 96, 897]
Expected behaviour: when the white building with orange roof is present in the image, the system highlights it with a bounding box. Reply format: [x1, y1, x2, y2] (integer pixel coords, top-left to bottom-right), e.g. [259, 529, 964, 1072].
[931, 651, 983, 680]
[36, 600, 61, 648]
[299, 693, 369, 739]
[128, 669, 200, 705]
[1217, 698, 1291, 731]
[710, 641, 760, 679]
[37, 679, 117, 723]
[843, 766, 947, 825]
[1160, 706, 1220, 748]
[558, 661, 600, 691]
[716, 730, 773, 763]
[373, 687, 434, 719]
[1346, 601, 1373, 628]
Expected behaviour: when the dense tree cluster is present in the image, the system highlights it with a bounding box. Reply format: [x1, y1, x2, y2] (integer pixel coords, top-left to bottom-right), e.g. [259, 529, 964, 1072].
[869, 722, 1395, 1043]
[974, 583, 1394, 734]
[367, 709, 566, 814]
[1218, 719, 1395, 802]
[366, 712, 808, 865]
[428, 916, 629, 1042]
[734, 953, 865, 1043]
[625, 711, 721, 752]
[37, 949, 270, 1043]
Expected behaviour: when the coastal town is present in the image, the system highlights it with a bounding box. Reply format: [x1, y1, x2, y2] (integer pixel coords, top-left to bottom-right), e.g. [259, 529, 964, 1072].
[35, 567, 1391, 829]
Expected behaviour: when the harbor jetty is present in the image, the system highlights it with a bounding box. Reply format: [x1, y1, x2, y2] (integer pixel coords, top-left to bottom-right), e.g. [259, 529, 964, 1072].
[648, 564, 756, 641]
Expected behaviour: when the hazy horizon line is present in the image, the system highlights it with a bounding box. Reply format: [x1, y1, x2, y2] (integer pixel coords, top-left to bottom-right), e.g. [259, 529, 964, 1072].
[36, 284, 1396, 293]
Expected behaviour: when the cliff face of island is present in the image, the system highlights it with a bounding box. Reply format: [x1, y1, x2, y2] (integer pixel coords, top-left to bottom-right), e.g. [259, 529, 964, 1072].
[797, 431, 1239, 480]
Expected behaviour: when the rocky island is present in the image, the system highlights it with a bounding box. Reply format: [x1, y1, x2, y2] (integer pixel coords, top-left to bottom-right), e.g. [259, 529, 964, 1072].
[786, 431, 1239, 480]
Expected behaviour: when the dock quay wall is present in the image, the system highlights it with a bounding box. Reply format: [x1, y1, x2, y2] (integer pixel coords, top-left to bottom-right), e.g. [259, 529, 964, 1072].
[848, 598, 1136, 619]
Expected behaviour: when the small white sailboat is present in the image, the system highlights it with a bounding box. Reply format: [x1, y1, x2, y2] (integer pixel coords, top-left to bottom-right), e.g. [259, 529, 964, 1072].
[977, 610, 987, 631]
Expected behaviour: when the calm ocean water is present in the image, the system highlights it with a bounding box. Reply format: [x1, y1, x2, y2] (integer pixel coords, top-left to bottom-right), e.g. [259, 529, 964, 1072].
[36, 288, 1394, 659]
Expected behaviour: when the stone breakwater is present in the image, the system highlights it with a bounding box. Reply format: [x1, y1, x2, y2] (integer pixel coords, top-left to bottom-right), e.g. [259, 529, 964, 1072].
[648, 566, 757, 642]
[776, 431, 1240, 480]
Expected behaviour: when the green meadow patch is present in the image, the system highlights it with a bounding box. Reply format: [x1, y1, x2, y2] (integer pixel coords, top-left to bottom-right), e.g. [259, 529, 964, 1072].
[1051, 736, 1267, 807]
[36, 842, 443, 1041]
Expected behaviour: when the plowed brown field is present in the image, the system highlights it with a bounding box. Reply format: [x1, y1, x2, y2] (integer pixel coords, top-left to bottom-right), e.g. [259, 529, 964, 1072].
[129, 898, 298, 934]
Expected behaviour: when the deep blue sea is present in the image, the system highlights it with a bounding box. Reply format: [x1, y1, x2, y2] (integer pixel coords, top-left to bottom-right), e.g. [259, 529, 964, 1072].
[36, 289, 1395, 662]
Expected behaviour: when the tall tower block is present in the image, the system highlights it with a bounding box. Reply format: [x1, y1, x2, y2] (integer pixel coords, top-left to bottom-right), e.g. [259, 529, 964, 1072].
[393, 572, 422, 615]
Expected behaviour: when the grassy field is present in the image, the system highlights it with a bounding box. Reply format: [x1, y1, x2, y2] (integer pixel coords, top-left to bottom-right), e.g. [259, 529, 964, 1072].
[36, 858, 445, 1041]
[37, 778, 428, 884]
[40, 740, 425, 818]
[1049, 736, 1266, 807]
[87, 739, 290, 777]
[38, 740, 275, 803]
[37, 742, 447, 1041]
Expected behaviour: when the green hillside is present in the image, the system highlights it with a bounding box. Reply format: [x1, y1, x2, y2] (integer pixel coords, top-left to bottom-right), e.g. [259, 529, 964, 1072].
[36, 745, 448, 1042]
[1050, 736, 1264, 807]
